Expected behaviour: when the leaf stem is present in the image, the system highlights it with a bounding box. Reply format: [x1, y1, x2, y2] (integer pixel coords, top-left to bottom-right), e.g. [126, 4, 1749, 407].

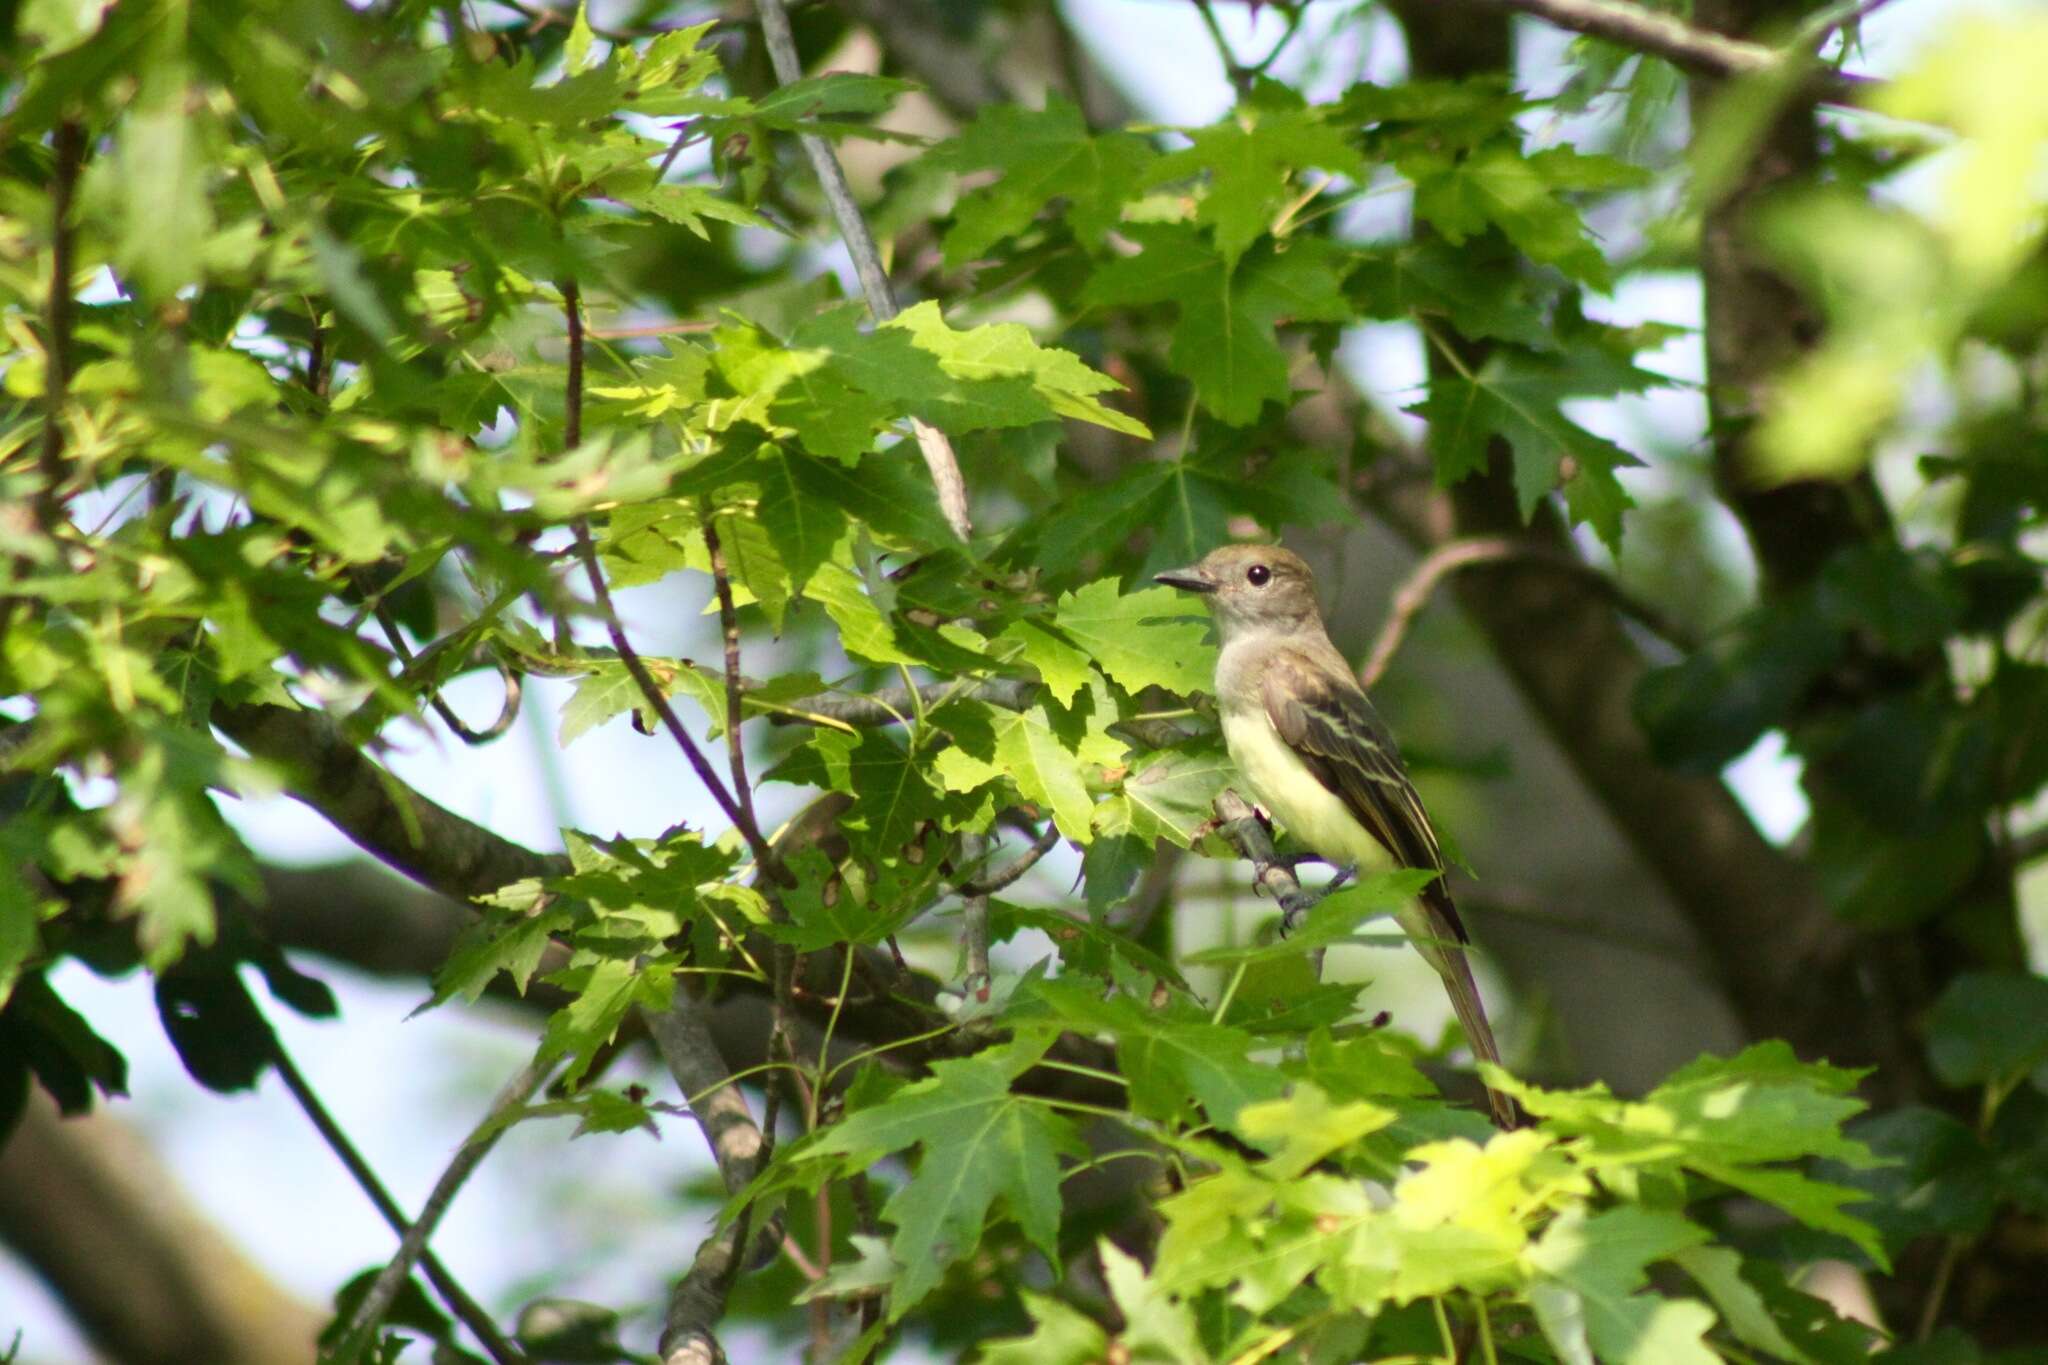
[1473, 1293, 1499, 1365]
[1432, 1296, 1457, 1364]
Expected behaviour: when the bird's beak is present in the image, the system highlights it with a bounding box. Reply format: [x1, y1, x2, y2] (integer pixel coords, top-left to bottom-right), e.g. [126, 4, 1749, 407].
[1154, 566, 1217, 594]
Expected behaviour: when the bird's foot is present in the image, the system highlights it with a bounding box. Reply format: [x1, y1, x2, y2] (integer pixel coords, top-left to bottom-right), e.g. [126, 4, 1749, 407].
[1276, 863, 1358, 936]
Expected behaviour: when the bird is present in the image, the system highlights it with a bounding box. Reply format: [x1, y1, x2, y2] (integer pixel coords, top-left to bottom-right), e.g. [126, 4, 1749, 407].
[1156, 543, 1517, 1128]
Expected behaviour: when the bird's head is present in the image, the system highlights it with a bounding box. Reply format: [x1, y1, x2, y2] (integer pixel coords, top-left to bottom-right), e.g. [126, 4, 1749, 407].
[1154, 543, 1321, 640]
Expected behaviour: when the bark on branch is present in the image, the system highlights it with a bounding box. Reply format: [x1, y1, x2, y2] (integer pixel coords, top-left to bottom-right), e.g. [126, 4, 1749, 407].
[0, 1088, 324, 1365]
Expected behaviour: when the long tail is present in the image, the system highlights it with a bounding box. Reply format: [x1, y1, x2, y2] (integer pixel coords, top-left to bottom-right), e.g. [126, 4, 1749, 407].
[1402, 895, 1520, 1129]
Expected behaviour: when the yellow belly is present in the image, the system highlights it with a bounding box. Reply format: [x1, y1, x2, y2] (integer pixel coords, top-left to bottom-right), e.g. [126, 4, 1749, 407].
[1221, 704, 1389, 872]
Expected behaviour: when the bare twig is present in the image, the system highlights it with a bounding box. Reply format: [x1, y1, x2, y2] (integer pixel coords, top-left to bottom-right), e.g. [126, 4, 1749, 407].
[1359, 536, 1695, 690]
[700, 513, 765, 851]
[752, 0, 973, 541]
[1211, 789, 1314, 921]
[358, 579, 523, 746]
[956, 833, 993, 1001]
[769, 678, 1040, 726]
[957, 822, 1062, 897]
[641, 996, 769, 1196]
[1435, 0, 1838, 79]
[558, 283, 792, 888]
[270, 1042, 523, 1364]
[348, 1048, 556, 1346]
[563, 279, 585, 448]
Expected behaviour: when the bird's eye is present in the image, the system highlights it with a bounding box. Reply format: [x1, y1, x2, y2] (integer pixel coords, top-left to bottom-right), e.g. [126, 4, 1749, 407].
[1246, 564, 1271, 587]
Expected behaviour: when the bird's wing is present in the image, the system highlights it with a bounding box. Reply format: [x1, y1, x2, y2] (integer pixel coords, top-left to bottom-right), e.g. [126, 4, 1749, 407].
[1260, 646, 1467, 943]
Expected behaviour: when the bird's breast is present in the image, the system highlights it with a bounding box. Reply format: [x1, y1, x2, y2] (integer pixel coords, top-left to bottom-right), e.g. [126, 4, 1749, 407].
[1219, 702, 1388, 869]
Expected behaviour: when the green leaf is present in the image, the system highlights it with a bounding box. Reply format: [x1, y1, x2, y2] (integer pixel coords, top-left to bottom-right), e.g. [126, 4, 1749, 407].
[807, 1034, 1085, 1317]
[936, 96, 1154, 263]
[431, 900, 577, 1008]
[1526, 1207, 1716, 1365]
[19, 0, 111, 54]
[1352, 237, 1552, 349]
[565, 0, 599, 72]
[1236, 1082, 1396, 1179]
[1916, 978, 2048, 1096]
[1101, 1240, 1209, 1364]
[975, 1290, 1110, 1365]
[558, 662, 650, 746]
[1097, 740, 1236, 849]
[116, 56, 213, 299]
[1405, 144, 1641, 288]
[755, 448, 848, 594]
[990, 701, 1124, 843]
[805, 562, 916, 665]
[1145, 90, 1368, 267]
[1924, 972, 2048, 1091]
[1674, 1245, 1817, 1365]
[1028, 976, 1286, 1133]
[1409, 348, 1644, 551]
[540, 956, 675, 1089]
[1083, 229, 1355, 424]
[1491, 1042, 1887, 1266]
[996, 619, 1092, 706]
[1185, 870, 1437, 967]
[743, 72, 917, 128]
[760, 846, 930, 951]
[886, 301, 1149, 438]
[789, 449, 956, 547]
[1052, 579, 1215, 699]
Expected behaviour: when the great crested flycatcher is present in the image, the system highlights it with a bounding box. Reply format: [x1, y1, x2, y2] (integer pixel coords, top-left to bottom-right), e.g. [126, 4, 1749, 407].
[1157, 543, 1516, 1128]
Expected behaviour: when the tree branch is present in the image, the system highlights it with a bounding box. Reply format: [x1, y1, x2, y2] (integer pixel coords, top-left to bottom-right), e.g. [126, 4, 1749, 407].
[1210, 788, 1314, 922]
[641, 994, 771, 1365]
[37, 119, 83, 537]
[1436, 0, 1873, 97]
[213, 700, 568, 899]
[1382, 0, 1859, 1063]
[1359, 536, 1696, 691]
[270, 1040, 523, 1364]
[754, 0, 972, 541]
[0, 1087, 324, 1365]
[348, 1049, 556, 1346]
[957, 822, 1062, 897]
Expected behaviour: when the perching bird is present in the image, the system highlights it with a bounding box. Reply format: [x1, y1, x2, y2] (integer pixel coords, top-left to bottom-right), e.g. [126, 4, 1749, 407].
[1156, 543, 1516, 1128]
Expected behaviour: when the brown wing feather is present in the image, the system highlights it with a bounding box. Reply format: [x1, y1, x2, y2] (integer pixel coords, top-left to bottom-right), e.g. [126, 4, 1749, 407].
[1260, 649, 1468, 943]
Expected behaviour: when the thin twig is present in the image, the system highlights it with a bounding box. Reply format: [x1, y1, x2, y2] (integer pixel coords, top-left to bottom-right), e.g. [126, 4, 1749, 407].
[700, 504, 802, 1254]
[957, 834, 993, 1001]
[1359, 536, 1694, 691]
[558, 283, 792, 887]
[752, 0, 972, 541]
[1212, 789, 1315, 922]
[1440, 0, 1874, 101]
[769, 678, 1040, 726]
[700, 513, 765, 851]
[957, 822, 1062, 897]
[270, 1041, 525, 1364]
[563, 279, 585, 448]
[359, 578, 522, 745]
[349, 1048, 556, 1344]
